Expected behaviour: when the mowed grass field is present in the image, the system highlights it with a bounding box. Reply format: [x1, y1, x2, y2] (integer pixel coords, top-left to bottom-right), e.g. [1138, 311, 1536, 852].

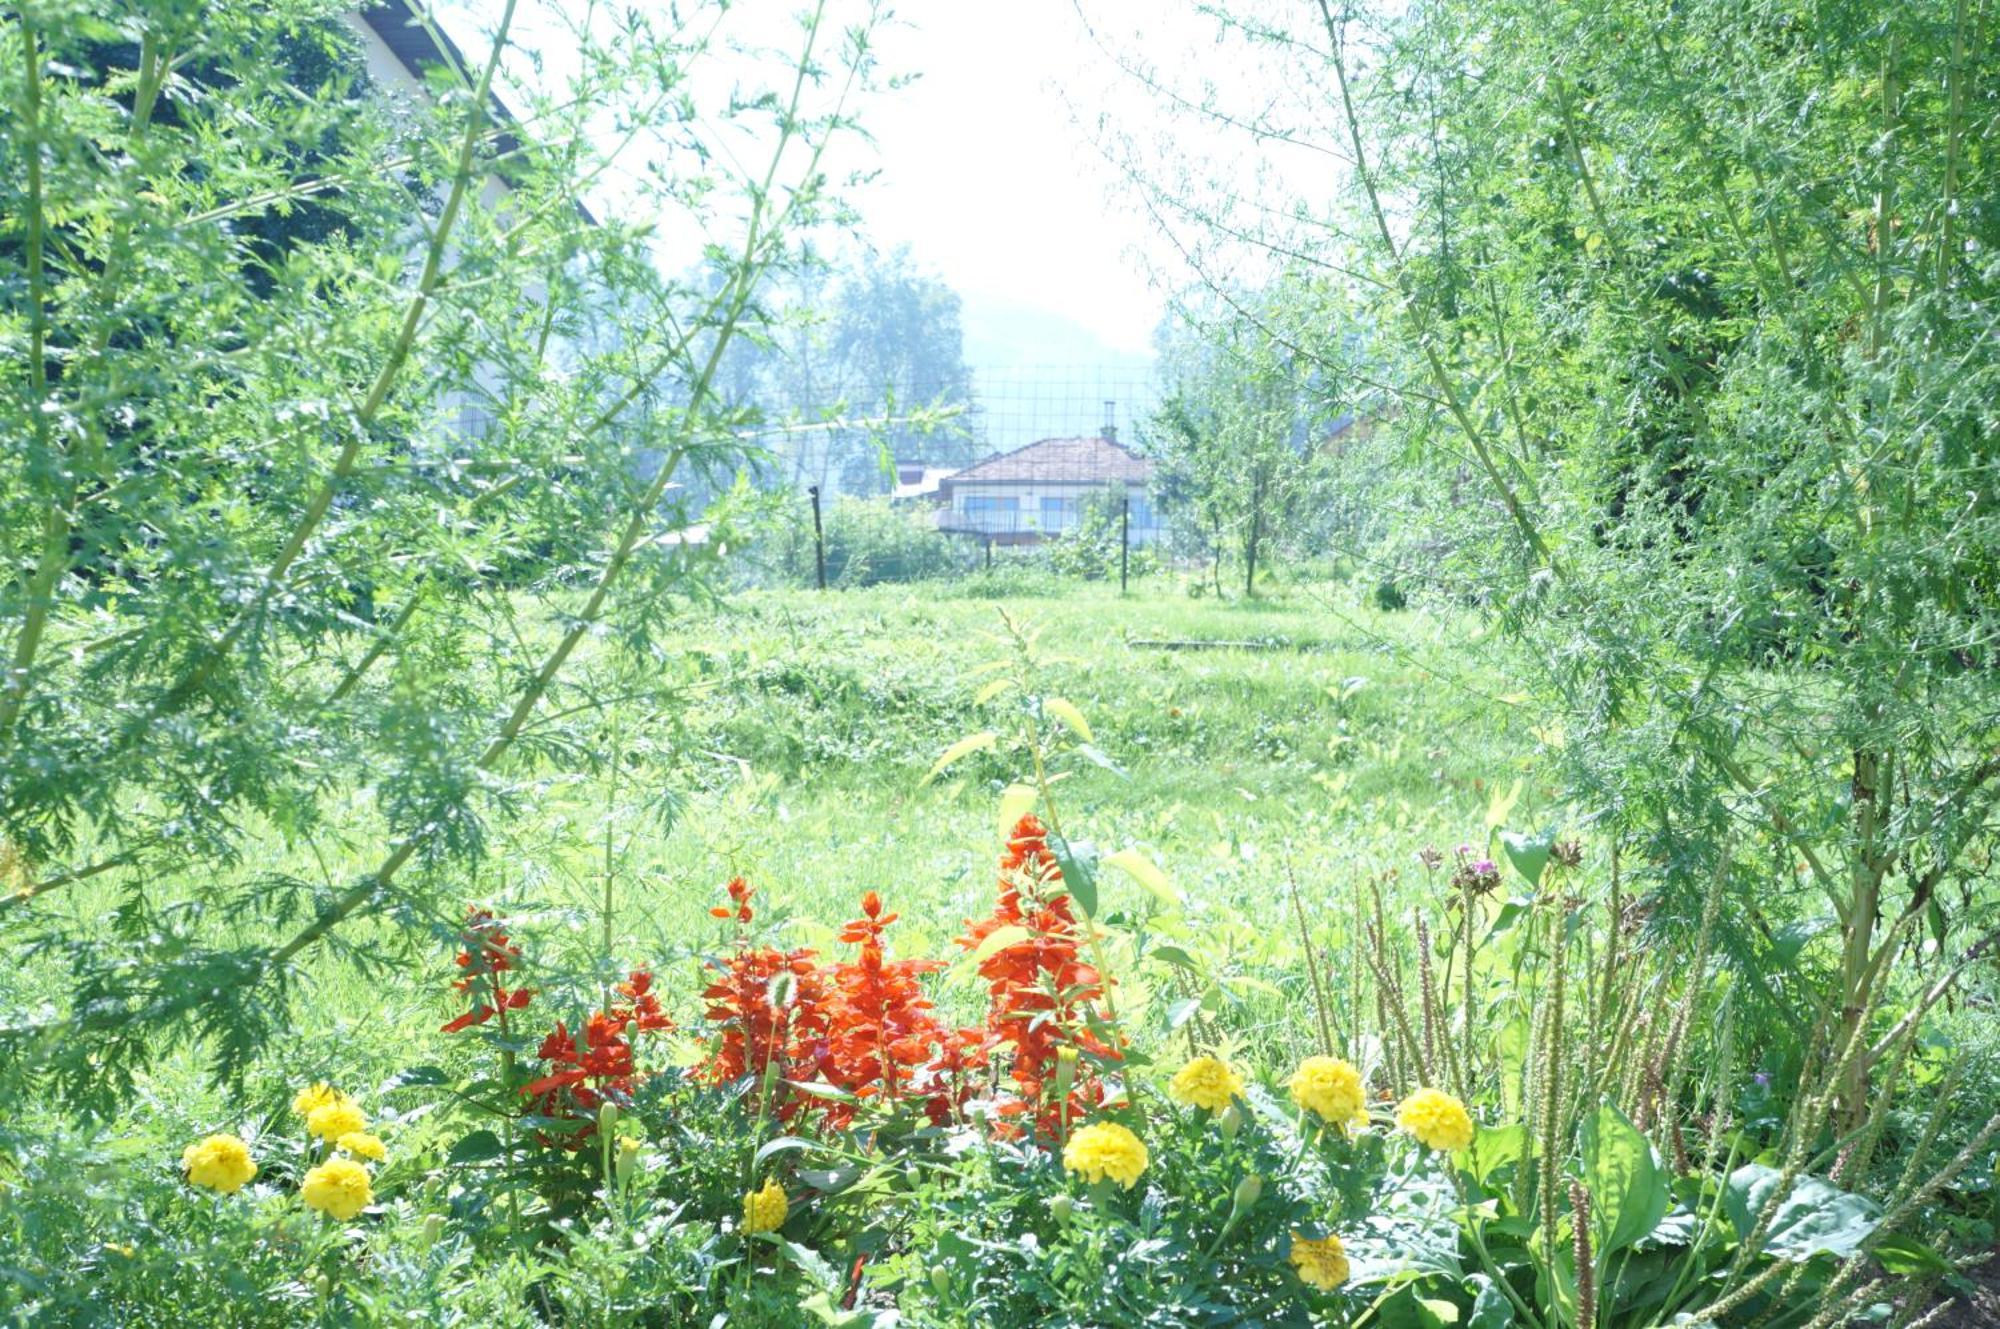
[15, 576, 1544, 1123]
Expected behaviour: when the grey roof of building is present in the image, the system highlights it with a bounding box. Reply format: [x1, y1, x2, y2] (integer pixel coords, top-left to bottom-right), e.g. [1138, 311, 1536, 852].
[942, 436, 1154, 488]
[354, 0, 598, 225]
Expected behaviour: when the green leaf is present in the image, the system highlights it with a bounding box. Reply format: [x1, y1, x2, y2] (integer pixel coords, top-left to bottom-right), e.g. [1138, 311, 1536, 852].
[445, 1129, 503, 1164]
[1581, 1103, 1670, 1254]
[1724, 1165, 1881, 1262]
[1150, 944, 1201, 970]
[923, 731, 996, 784]
[754, 1134, 817, 1164]
[1103, 847, 1179, 908]
[1051, 833, 1099, 917]
[387, 1064, 449, 1088]
[967, 924, 1034, 966]
[1484, 779, 1523, 831]
[996, 782, 1037, 841]
[974, 677, 1014, 705]
[1465, 1275, 1516, 1329]
[1043, 696, 1093, 741]
[782, 1242, 843, 1294]
[1499, 827, 1556, 889]
[1870, 1233, 1953, 1276]
[1467, 1122, 1529, 1188]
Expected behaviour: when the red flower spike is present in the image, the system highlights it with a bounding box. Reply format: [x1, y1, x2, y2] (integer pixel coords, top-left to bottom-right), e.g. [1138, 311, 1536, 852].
[938, 814, 1121, 1138]
[444, 907, 533, 1034]
[809, 890, 948, 1128]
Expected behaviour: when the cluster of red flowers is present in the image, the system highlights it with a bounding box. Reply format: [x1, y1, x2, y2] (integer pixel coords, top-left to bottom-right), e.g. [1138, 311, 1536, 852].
[952, 814, 1120, 1136]
[701, 877, 831, 1123]
[523, 969, 675, 1145]
[444, 816, 1124, 1152]
[441, 908, 535, 1034]
[815, 891, 949, 1127]
[438, 907, 675, 1149]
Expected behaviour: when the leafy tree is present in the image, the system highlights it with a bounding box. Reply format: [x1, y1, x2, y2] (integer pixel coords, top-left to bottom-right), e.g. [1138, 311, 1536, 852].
[1145, 288, 1338, 595]
[1127, 0, 2000, 1129]
[704, 242, 977, 499]
[0, 0, 888, 1103]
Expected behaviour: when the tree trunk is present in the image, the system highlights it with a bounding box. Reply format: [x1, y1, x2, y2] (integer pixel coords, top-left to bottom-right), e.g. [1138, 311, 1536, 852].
[1244, 469, 1264, 597]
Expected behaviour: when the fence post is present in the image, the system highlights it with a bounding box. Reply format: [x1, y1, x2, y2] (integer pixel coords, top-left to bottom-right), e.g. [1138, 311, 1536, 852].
[808, 485, 826, 591]
[1120, 494, 1130, 595]
[984, 536, 993, 572]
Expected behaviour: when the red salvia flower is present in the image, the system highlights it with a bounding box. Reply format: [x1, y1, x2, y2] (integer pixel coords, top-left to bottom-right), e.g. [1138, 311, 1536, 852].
[946, 814, 1121, 1138]
[700, 876, 828, 1123]
[442, 906, 534, 1034]
[815, 889, 947, 1126]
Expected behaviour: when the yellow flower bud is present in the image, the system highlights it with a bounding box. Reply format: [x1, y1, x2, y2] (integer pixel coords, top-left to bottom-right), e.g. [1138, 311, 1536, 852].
[1232, 1173, 1264, 1214]
[615, 1134, 642, 1186]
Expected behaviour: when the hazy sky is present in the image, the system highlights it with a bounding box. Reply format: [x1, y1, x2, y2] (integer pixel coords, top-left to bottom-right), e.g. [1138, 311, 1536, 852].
[857, 0, 1169, 360]
[439, 0, 1248, 363]
[434, 0, 1325, 440]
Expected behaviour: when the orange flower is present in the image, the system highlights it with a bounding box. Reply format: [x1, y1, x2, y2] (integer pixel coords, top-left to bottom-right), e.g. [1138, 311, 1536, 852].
[701, 877, 829, 1123]
[816, 890, 946, 1125]
[944, 815, 1120, 1138]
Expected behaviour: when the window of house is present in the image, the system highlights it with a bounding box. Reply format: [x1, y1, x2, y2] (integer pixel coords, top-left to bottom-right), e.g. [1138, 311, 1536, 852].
[1040, 496, 1071, 528]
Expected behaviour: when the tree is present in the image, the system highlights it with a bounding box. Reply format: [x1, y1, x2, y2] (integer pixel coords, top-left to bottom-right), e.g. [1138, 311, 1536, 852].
[694, 243, 975, 499]
[0, 0, 888, 1101]
[1145, 287, 1336, 595]
[1121, 0, 2000, 1132]
[825, 244, 979, 482]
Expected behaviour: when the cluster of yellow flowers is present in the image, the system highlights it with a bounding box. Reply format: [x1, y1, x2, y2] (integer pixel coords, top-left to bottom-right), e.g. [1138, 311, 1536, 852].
[1394, 1086, 1475, 1152]
[1289, 1233, 1350, 1291]
[294, 1085, 383, 1220]
[1289, 1055, 1367, 1128]
[181, 1134, 258, 1195]
[1035, 1056, 1479, 1297]
[181, 1083, 387, 1222]
[1168, 1055, 1244, 1112]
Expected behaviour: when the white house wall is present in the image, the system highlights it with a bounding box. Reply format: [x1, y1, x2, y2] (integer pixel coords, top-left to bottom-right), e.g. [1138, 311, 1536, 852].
[946, 480, 1160, 541]
[342, 13, 530, 444]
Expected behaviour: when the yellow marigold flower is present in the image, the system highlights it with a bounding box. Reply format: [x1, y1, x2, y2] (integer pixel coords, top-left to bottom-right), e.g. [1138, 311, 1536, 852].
[336, 1132, 386, 1162]
[1396, 1087, 1475, 1152]
[1289, 1055, 1365, 1124]
[292, 1083, 349, 1119]
[742, 1178, 787, 1234]
[301, 1157, 373, 1221]
[1290, 1232, 1350, 1290]
[306, 1100, 367, 1141]
[1169, 1055, 1244, 1112]
[1061, 1120, 1149, 1190]
[181, 1134, 258, 1194]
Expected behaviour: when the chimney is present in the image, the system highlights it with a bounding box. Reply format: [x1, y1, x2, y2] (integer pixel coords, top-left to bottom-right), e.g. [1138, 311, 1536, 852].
[1102, 399, 1118, 444]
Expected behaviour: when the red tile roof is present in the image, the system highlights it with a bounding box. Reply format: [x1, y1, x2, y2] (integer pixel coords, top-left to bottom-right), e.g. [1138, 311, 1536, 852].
[942, 436, 1154, 488]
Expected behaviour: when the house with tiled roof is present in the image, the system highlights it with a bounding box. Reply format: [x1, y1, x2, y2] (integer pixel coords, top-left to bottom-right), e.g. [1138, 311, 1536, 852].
[936, 436, 1159, 545]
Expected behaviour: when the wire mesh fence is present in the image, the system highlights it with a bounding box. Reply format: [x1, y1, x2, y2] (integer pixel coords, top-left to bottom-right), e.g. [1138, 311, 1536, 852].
[737, 363, 1178, 589]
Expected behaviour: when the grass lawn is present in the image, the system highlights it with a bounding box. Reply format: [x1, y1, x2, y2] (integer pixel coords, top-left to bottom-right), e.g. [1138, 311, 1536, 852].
[17, 576, 1544, 1119]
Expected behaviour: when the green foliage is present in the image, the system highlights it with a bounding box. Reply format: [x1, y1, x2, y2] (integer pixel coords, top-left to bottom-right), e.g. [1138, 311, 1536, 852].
[0, 0, 888, 1098]
[745, 496, 973, 588]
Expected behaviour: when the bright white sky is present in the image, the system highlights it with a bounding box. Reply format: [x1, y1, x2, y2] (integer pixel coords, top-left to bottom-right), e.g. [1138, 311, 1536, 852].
[858, 0, 1169, 360]
[442, 0, 1331, 430]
